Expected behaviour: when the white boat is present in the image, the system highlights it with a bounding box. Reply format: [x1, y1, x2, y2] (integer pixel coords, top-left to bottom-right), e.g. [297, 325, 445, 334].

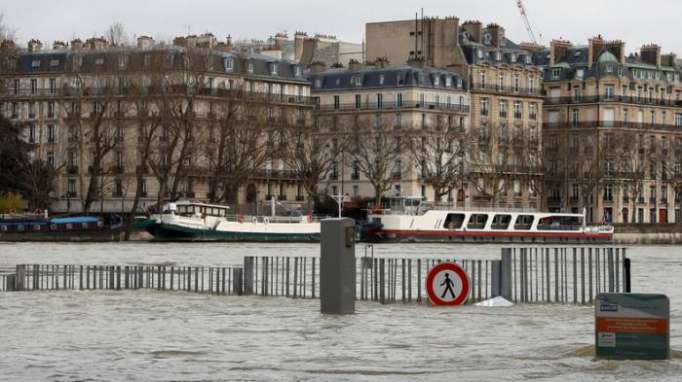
[360, 197, 614, 243]
[144, 200, 320, 242]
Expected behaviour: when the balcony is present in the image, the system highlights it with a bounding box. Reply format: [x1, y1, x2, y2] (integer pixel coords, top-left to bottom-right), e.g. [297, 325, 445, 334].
[470, 83, 543, 97]
[649, 197, 657, 205]
[295, 195, 305, 202]
[543, 120, 682, 132]
[319, 101, 470, 113]
[544, 94, 682, 108]
[278, 194, 287, 201]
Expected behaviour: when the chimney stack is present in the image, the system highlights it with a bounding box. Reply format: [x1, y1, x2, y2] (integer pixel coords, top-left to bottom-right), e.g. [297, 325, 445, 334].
[309, 61, 327, 73]
[27, 39, 43, 52]
[550, 39, 571, 67]
[137, 36, 155, 50]
[640, 44, 661, 66]
[52, 41, 66, 50]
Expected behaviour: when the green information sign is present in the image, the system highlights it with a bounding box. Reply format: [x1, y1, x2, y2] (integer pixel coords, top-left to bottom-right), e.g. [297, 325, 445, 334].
[595, 293, 670, 360]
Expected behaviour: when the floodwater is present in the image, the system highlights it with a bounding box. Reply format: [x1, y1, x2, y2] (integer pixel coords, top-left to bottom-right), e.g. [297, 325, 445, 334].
[1, 243, 681, 381]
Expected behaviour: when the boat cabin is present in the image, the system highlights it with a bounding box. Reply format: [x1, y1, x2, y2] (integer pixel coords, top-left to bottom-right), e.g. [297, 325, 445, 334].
[165, 201, 230, 218]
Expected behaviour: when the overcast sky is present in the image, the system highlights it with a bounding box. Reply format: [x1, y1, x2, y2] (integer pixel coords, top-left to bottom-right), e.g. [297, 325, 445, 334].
[3, 0, 682, 55]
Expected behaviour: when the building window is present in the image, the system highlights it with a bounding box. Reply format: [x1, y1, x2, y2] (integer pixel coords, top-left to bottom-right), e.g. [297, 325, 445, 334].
[395, 112, 401, 129]
[67, 179, 76, 196]
[333, 96, 340, 110]
[513, 102, 522, 119]
[379, 74, 385, 85]
[270, 63, 278, 75]
[224, 58, 234, 71]
[572, 109, 579, 127]
[604, 85, 615, 100]
[529, 103, 537, 120]
[47, 124, 55, 143]
[49, 78, 56, 94]
[47, 102, 55, 118]
[12, 79, 19, 95]
[499, 101, 507, 118]
[479, 71, 486, 88]
[26, 123, 36, 143]
[47, 151, 54, 167]
[513, 75, 520, 92]
[247, 62, 254, 73]
[397, 93, 403, 107]
[355, 94, 361, 109]
[30, 79, 37, 94]
[377, 93, 383, 109]
[480, 98, 489, 116]
[552, 68, 561, 79]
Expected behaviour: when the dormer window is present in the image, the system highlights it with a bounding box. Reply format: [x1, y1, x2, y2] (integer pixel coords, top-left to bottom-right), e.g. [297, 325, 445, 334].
[294, 66, 302, 77]
[552, 68, 561, 79]
[248, 62, 254, 73]
[143, 54, 150, 67]
[445, 76, 452, 87]
[510, 53, 516, 63]
[224, 57, 234, 71]
[314, 78, 322, 88]
[477, 49, 484, 59]
[576, 69, 584, 79]
[495, 51, 502, 61]
[95, 57, 104, 66]
[525, 55, 532, 65]
[433, 75, 440, 86]
[270, 63, 278, 75]
[351, 75, 362, 87]
[379, 74, 385, 85]
[118, 55, 126, 68]
[31, 60, 40, 68]
[50, 59, 60, 67]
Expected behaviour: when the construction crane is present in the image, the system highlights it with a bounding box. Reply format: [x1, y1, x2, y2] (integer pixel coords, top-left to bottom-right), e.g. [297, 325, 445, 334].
[516, 0, 541, 45]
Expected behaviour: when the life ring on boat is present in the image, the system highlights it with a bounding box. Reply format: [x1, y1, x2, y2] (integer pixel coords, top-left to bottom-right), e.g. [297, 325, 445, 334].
[264, 217, 269, 225]
[252, 216, 258, 224]
[238, 215, 244, 224]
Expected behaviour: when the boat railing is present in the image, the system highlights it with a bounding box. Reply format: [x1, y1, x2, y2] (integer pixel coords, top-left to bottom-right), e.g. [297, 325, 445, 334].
[374, 206, 540, 216]
[536, 224, 583, 231]
[222, 214, 320, 224]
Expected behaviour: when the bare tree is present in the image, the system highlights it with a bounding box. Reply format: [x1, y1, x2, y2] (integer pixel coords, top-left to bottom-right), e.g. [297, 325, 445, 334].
[469, 124, 509, 207]
[346, 115, 405, 207]
[207, 89, 273, 205]
[281, 111, 340, 210]
[105, 21, 129, 47]
[407, 115, 469, 204]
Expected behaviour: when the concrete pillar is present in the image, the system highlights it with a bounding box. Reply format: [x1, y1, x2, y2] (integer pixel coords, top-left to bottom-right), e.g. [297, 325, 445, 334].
[501, 248, 512, 300]
[490, 260, 501, 297]
[5, 274, 16, 292]
[243, 256, 254, 295]
[15, 265, 25, 291]
[320, 218, 356, 314]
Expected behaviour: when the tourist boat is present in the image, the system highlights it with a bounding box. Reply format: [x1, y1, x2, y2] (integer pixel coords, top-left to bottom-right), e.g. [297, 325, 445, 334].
[360, 197, 614, 243]
[0, 211, 124, 242]
[144, 200, 320, 242]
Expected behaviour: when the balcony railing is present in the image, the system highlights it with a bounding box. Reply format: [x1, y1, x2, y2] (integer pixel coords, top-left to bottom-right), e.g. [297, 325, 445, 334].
[470, 83, 543, 97]
[0, 85, 318, 106]
[320, 101, 470, 113]
[545, 95, 682, 107]
[544, 120, 682, 132]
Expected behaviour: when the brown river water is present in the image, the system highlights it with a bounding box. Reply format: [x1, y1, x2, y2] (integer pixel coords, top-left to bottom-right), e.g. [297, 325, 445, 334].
[0, 242, 681, 381]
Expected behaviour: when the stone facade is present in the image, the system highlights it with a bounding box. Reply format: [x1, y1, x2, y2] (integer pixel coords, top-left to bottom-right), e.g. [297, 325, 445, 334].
[0, 35, 314, 213]
[543, 37, 682, 224]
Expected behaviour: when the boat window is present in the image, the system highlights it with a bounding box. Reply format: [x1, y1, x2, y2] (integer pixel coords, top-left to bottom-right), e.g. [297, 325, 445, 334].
[66, 223, 73, 230]
[82, 222, 89, 229]
[177, 205, 187, 215]
[467, 214, 489, 229]
[50, 224, 57, 230]
[33, 225, 41, 231]
[219, 209, 226, 217]
[538, 215, 582, 231]
[491, 214, 511, 230]
[514, 215, 535, 230]
[0, 225, 6, 231]
[443, 213, 465, 229]
[17, 224, 24, 231]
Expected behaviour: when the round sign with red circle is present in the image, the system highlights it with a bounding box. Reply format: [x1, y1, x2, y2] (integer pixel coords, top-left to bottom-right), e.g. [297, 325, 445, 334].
[426, 262, 470, 306]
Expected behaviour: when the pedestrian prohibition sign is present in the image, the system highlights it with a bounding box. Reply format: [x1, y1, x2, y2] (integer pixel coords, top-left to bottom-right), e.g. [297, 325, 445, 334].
[426, 262, 470, 306]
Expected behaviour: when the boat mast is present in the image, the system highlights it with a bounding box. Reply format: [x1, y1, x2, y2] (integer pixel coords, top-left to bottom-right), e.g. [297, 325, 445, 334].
[271, 195, 276, 217]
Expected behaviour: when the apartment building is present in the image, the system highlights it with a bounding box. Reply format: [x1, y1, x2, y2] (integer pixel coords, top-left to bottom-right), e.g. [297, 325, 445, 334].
[309, 62, 470, 205]
[0, 34, 314, 213]
[366, 17, 544, 209]
[542, 37, 682, 224]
